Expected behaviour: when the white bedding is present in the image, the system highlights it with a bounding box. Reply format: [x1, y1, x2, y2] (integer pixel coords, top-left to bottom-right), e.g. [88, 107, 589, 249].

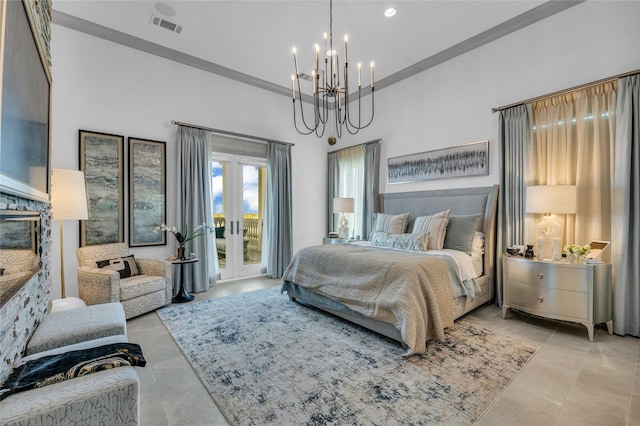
[351, 240, 480, 281]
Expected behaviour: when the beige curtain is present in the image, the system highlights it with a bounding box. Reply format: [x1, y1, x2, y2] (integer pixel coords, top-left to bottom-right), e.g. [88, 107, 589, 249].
[528, 82, 617, 257]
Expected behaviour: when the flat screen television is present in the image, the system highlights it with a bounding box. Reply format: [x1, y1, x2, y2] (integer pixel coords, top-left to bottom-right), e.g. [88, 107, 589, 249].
[0, 0, 51, 202]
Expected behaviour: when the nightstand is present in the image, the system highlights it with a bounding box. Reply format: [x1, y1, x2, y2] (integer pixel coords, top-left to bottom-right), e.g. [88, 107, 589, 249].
[502, 256, 612, 341]
[323, 237, 350, 244]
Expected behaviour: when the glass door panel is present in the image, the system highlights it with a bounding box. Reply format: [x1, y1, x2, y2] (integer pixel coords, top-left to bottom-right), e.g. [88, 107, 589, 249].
[212, 156, 265, 280]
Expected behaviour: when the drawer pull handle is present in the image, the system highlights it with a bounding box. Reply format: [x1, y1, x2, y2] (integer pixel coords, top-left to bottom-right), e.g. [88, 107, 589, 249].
[537, 273, 544, 280]
[537, 297, 544, 303]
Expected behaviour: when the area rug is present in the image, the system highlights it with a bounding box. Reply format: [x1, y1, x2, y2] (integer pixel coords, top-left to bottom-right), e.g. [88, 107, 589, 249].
[157, 287, 538, 425]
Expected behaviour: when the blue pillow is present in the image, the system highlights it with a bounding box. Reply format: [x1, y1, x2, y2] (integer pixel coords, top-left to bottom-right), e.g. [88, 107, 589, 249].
[443, 215, 481, 255]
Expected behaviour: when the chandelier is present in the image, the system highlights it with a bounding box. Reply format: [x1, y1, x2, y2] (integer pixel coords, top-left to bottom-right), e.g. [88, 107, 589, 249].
[290, 0, 375, 139]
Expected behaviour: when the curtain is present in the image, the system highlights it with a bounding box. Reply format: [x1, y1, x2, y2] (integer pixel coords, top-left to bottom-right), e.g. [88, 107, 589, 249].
[326, 151, 339, 235]
[361, 141, 380, 240]
[529, 83, 617, 251]
[176, 126, 218, 293]
[262, 142, 293, 278]
[498, 104, 532, 306]
[338, 146, 365, 238]
[613, 74, 640, 337]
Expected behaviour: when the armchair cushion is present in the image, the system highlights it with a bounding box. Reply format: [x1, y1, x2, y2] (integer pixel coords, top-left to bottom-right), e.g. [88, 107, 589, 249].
[96, 255, 139, 279]
[120, 275, 166, 300]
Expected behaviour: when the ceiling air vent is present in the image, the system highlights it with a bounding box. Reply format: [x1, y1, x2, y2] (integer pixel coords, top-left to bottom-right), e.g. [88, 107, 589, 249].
[298, 73, 312, 82]
[150, 14, 182, 34]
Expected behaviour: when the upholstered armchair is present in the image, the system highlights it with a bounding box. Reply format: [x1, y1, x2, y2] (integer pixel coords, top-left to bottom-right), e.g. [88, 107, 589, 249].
[76, 243, 172, 319]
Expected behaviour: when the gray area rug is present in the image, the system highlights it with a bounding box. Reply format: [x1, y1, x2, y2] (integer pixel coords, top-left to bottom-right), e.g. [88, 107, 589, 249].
[157, 287, 538, 425]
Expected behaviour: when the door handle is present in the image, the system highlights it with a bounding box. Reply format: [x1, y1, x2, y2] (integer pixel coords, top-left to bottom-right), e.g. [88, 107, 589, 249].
[237, 221, 241, 234]
[229, 221, 234, 235]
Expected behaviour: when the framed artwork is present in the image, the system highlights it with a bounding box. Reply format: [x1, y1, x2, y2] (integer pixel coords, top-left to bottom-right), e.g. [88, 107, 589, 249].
[79, 130, 124, 246]
[128, 137, 166, 247]
[388, 140, 489, 184]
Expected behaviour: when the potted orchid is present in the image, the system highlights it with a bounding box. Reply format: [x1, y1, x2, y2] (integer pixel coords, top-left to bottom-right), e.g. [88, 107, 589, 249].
[155, 223, 213, 259]
[564, 244, 591, 263]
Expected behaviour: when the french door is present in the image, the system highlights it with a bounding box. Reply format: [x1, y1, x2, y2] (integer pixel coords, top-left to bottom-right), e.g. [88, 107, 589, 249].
[212, 154, 266, 280]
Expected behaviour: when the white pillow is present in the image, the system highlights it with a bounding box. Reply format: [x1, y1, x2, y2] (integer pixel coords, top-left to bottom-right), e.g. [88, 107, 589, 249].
[373, 212, 410, 234]
[471, 232, 485, 277]
[370, 231, 430, 252]
[412, 210, 450, 250]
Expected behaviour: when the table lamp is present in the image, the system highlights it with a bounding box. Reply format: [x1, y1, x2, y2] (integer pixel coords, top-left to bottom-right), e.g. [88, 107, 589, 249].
[525, 185, 576, 261]
[333, 197, 354, 239]
[51, 169, 89, 311]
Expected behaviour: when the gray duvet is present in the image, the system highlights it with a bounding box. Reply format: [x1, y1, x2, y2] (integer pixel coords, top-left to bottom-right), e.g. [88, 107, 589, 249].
[282, 244, 462, 355]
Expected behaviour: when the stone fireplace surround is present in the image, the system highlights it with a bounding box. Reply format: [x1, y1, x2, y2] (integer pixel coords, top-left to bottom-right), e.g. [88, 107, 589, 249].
[0, 193, 51, 383]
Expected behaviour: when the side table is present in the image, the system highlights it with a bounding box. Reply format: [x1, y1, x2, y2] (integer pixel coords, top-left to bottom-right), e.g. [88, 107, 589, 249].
[172, 257, 199, 303]
[502, 256, 612, 341]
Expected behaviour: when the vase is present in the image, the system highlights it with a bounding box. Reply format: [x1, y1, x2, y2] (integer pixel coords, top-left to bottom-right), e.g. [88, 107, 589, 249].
[177, 245, 186, 260]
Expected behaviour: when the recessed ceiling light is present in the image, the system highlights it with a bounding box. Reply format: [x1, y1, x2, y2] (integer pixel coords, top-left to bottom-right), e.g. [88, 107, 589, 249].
[384, 7, 397, 18]
[154, 2, 176, 17]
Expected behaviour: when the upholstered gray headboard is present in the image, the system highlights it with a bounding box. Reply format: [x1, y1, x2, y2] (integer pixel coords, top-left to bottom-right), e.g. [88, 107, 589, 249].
[379, 185, 500, 289]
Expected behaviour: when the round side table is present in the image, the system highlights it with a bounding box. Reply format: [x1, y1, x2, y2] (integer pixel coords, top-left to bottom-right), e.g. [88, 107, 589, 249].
[171, 257, 199, 303]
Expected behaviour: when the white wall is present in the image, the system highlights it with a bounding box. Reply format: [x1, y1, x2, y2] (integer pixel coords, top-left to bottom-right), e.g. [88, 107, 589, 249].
[335, 1, 640, 194]
[51, 1, 640, 298]
[50, 25, 326, 298]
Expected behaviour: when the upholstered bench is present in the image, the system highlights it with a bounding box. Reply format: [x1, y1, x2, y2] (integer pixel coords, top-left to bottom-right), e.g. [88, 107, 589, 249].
[25, 302, 127, 356]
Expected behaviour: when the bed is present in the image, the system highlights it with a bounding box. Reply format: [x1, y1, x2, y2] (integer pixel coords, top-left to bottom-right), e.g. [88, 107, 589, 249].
[282, 185, 499, 355]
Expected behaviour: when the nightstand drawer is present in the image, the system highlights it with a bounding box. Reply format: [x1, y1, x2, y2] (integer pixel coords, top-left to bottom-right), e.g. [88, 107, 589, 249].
[506, 260, 589, 292]
[506, 280, 589, 320]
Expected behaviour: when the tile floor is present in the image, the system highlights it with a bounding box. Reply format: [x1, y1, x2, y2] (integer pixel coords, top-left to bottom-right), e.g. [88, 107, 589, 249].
[127, 277, 640, 426]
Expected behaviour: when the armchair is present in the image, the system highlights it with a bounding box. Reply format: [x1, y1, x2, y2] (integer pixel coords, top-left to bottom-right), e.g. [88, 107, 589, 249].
[76, 243, 172, 319]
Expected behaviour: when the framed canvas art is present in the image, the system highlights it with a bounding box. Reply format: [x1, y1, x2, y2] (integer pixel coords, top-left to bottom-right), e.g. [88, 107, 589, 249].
[388, 140, 489, 184]
[79, 130, 124, 246]
[128, 137, 166, 247]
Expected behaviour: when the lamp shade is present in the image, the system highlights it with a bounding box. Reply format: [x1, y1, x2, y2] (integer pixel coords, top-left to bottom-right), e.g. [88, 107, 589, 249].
[333, 197, 354, 213]
[525, 185, 576, 214]
[51, 169, 89, 220]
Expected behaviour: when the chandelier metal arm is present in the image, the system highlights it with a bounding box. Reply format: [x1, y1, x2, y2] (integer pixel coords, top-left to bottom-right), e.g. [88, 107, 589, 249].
[290, 0, 374, 139]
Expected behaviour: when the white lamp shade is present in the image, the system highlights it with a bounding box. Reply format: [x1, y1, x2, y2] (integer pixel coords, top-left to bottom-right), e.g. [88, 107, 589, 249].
[51, 169, 89, 220]
[526, 185, 576, 214]
[333, 197, 354, 213]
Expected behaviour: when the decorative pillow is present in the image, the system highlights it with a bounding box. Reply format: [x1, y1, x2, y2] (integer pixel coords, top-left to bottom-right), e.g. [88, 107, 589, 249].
[0, 343, 146, 401]
[444, 215, 482, 254]
[472, 231, 485, 254]
[412, 210, 450, 250]
[370, 231, 430, 252]
[215, 226, 225, 239]
[373, 212, 410, 234]
[96, 255, 139, 279]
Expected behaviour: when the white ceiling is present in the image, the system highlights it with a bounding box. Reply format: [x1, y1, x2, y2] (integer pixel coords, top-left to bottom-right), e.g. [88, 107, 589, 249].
[52, 1, 581, 96]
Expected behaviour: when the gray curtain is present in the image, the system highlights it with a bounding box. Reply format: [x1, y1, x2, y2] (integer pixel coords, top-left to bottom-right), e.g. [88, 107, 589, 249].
[361, 141, 380, 240]
[176, 126, 217, 293]
[262, 142, 293, 278]
[613, 74, 640, 337]
[498, 104, 532, 305]
[326, 151, 339, 235]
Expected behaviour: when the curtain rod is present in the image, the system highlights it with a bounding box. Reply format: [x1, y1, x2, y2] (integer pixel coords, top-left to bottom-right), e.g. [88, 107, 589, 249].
[329, 138, 381, 154]
[492, 68, 640, 113]
[171, 120, 294, 146]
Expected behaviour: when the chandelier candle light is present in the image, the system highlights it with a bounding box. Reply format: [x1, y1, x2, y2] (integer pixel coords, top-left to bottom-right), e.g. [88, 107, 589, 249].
[291, 0, 374, 138]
